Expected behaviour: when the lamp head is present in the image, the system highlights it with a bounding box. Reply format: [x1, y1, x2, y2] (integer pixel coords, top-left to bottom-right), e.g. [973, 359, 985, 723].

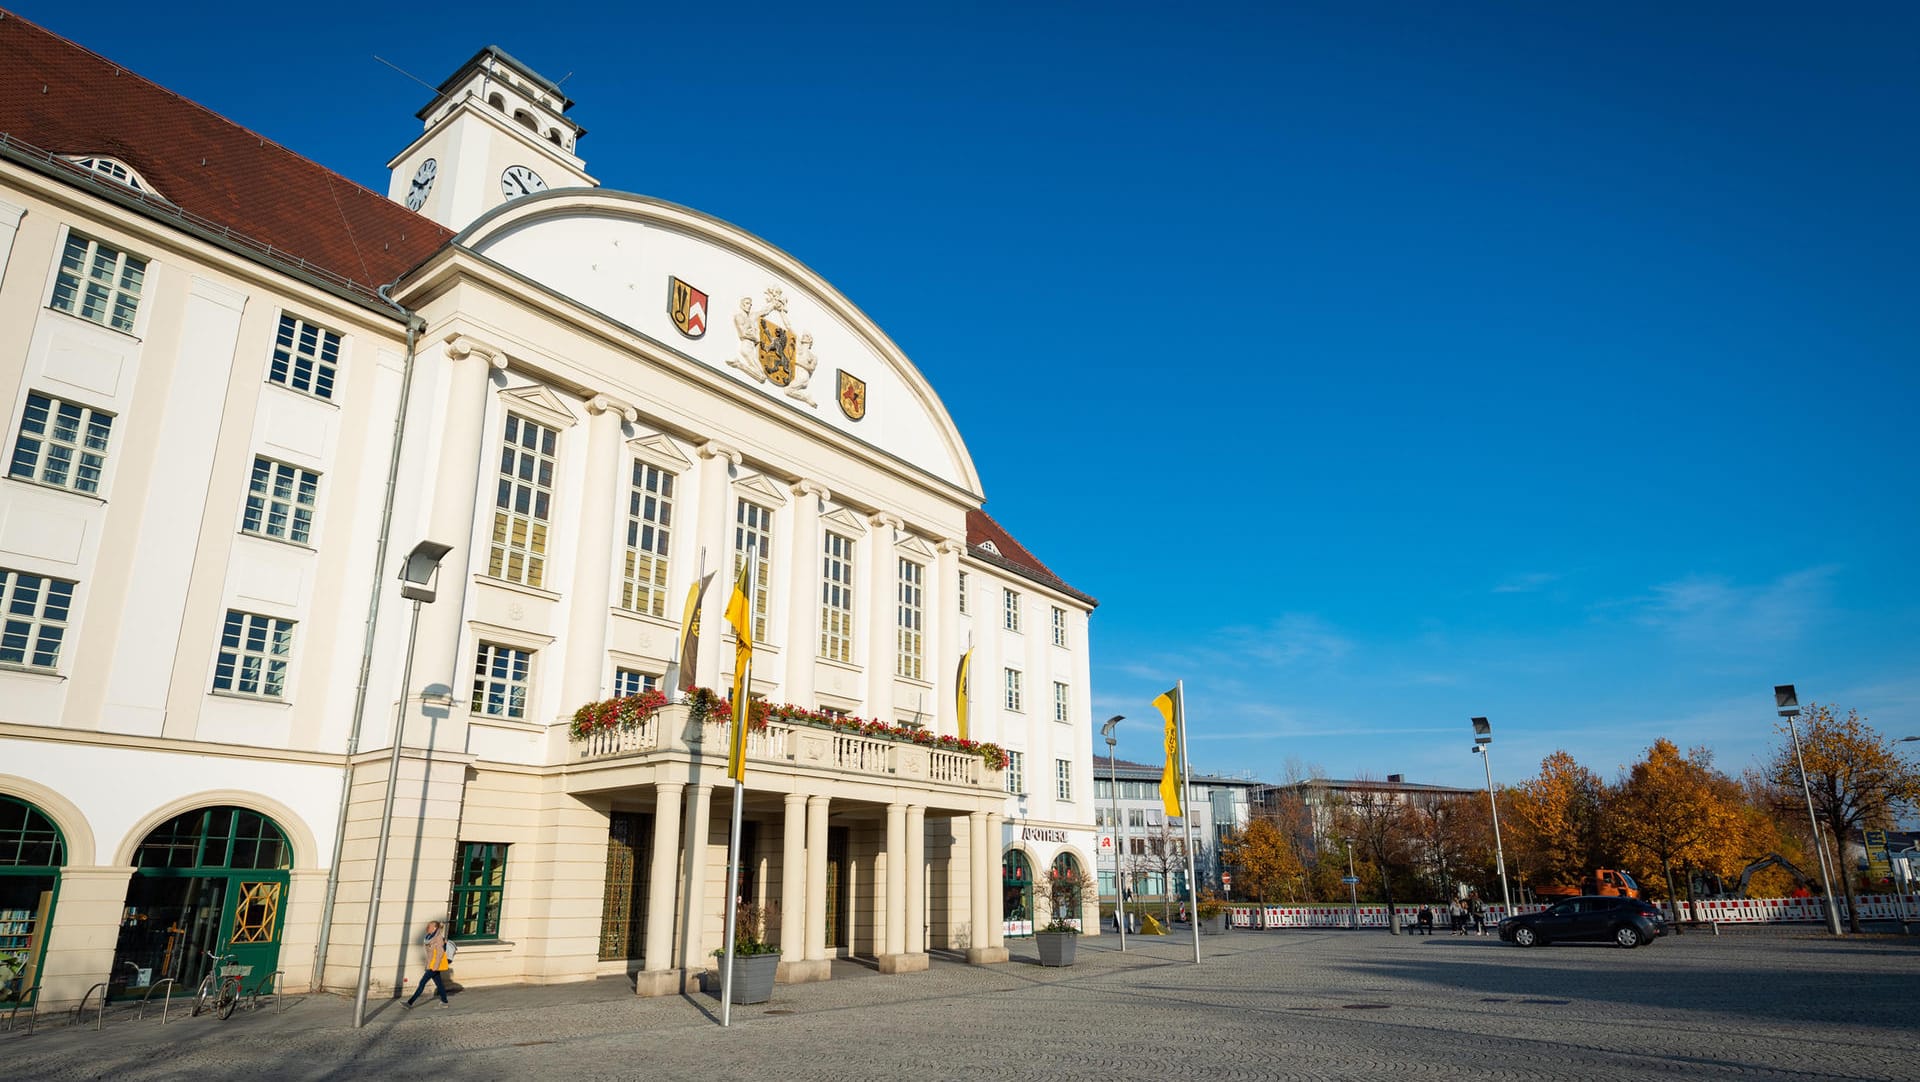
[1471, 716, 1492, 745]
[1774, 684, 1799, 717]
[398, 540, 454, 603]
[1101, 715, 1123, 740]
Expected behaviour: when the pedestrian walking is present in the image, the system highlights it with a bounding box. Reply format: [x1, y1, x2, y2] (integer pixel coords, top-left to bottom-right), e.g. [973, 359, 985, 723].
[1470, 896, 1487, 936]
[401, 919, 454, 1009]
[1449, 899, 1467, 935]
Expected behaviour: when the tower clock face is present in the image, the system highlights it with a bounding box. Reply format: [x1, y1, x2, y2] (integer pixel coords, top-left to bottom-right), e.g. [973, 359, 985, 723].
[405, 158, 437, 211]
[501, 165, 547, 199]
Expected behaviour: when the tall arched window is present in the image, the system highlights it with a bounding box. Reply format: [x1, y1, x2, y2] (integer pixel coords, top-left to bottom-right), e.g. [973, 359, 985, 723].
[1001, 849, 1034, 936]
[0, 796, 65, 1006]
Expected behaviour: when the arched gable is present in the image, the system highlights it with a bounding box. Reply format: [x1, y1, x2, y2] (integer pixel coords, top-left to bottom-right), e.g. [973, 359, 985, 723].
[453, 191, 982, 495]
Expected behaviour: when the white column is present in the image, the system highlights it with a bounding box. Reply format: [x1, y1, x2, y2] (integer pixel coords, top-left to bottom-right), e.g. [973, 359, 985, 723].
[694, 442, 741, 691]
[407, 337, 505, 733]
[780, 793, 807, 953]
[866, 513, 902, 724]
[985, 812, 1006, 949]
[642, 782, 684, 975]
[806, 795, 831, 962]
[678, 783, 714, 973]
[905, 805, 927, 955]
[560, 395, 635, 708]
[884, 803, 907, 957]
[969, 811, 990, 954]
[783, 479, 829, 705]
[934, 540, 964, 736]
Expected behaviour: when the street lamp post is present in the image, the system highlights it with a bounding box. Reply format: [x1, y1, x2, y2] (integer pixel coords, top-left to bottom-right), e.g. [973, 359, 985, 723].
[1470, 718, 1514, 920]
[352, 540, 451, 1029]
[1101, 715, 1127, 951]
[1776, 685, 1844, 937]
[1343, 836, 1359, 929]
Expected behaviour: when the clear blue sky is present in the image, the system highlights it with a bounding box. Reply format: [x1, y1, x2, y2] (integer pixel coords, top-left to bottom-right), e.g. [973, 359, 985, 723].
[20, 2, 1917, 792]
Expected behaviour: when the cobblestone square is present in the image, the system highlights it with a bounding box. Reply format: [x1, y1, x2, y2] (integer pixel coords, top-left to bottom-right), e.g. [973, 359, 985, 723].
[8, 927, 1917, 1080]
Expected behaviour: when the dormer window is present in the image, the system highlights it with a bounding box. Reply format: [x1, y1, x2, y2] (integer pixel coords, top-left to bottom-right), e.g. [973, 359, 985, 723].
[61, 155, 162, 199]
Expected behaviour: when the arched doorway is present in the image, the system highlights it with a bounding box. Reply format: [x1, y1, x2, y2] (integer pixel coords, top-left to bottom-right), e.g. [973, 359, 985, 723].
[111, 806, 290, 998]
[0, 796, 64, 1006]
[1050, 852, 1085, 931]
[1001, 849, 1033, 938]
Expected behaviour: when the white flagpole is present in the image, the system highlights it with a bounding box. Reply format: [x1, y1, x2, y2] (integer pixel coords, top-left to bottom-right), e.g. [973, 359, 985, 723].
[1176, 679, 1201, 963]
[719, 654, 748, 1027]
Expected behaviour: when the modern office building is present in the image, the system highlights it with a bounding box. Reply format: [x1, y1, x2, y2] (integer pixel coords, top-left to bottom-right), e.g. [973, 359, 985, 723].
[0, 13, 1096, 1009]
[1090, 756, 1255, 908]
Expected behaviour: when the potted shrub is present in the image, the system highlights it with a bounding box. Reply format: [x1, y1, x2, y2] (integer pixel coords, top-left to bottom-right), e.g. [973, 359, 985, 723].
[1034, 865, 1086, 967]
[1196, 889, 1228, 935]
[711, 900, 780, 1003]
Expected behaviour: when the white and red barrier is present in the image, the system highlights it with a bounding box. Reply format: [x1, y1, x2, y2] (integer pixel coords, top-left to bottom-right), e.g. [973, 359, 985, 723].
[1225, 894, 1920, 930]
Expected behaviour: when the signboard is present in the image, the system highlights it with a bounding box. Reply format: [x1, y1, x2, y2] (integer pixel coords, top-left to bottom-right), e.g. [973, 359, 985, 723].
[1341, 875, 1361, 885]
[1099, 834, 1114, 852]
[1866, 830, 1892, 878]
[1220, 873, 1232, 888]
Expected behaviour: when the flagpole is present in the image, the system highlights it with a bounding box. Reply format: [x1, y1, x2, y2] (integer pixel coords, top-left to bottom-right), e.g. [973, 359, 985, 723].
[1175, 679, 1200, 964]
[720, 655, 747, 1028]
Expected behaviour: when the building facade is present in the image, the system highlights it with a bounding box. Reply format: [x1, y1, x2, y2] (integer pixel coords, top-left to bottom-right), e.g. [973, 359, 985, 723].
[1090, 757, 1255, 909]
[0, 17, 1096, 1010]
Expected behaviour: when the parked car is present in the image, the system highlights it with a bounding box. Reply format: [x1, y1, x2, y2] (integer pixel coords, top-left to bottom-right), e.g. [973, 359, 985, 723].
[1498, 895, 1667, 948]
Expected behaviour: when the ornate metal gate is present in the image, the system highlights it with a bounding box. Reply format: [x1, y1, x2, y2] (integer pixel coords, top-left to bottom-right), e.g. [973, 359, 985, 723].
[598, 812, 651, 961]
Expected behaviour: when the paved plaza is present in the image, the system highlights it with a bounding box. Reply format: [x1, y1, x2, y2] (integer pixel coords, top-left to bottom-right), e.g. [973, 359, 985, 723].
[6, 926, 1918, 1080]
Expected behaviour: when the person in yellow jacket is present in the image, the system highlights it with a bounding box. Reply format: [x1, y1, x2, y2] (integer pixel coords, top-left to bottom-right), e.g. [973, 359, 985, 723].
[401, 920, 453, 1009]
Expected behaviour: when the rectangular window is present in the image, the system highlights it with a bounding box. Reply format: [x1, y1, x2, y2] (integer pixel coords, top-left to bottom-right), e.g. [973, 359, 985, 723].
[9, 392, 113, 495]
[0, 568, 75, 670]
[50, 233, 145, 332]
[212, 610, 294, 698]
[267, 313, 342, 400]
[734, 500, 772, 642]
[957, 570, 969, 614]
[1052, 606, 1067, 648]
[1056, 759, 1073, 802]
[896, 558, 924, 679]
[820, 531, 854, 662]
[1128, 809, 1145, 829]
[241, 456, 319, 544]
[488, 414, 557, 588]
[1003, 588, 1021, 632]
[472, 642, 532, 719]
[613, 668, 658, 697]
[621, 461, 675, 617]
[1053, 681, 1070, 723]
[1004, 750, 1025, 795]
[450, 842, 508, 939]
[1003, 667, 1023, 712]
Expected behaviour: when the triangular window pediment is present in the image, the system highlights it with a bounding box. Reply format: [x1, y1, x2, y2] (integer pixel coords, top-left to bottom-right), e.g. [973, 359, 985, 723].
[897, 535, 936, 558]
[733, 473, 789, 505]
[821, 507, 867, 535]
[499, 384, 579, 428]
[627, 431, 691, 471]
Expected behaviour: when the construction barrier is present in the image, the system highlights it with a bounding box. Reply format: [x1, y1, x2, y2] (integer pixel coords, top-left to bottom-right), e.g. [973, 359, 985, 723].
[1227, 895, 1920, 930]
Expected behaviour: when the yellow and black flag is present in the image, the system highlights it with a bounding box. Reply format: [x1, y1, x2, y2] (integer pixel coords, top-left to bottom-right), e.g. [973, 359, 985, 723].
[955, 649, 973, 740]
[676, 571, 714, 691]
[723, 553, 756, 782]
[1154, 684, 1184, 817]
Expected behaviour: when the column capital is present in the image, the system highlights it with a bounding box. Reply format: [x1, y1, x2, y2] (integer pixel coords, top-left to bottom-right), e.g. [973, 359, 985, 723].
[869, 512, 904, 534]
[587, 394, 639, 423]
[792, 478, 832, 502]
[936, 539, 967, 557]
[444, 333, 509, 369]
[698, 440, 743, 466]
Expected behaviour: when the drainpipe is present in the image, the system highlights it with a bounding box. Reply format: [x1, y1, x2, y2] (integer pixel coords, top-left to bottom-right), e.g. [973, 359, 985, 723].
[311, 281, 424, 990]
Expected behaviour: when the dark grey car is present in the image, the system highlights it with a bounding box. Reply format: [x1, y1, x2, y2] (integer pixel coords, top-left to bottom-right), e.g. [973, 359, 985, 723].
[1499, 895, 1667, 948]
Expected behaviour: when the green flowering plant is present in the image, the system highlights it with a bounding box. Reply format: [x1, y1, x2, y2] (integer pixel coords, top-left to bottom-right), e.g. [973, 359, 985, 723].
[567, 688, 669, 740]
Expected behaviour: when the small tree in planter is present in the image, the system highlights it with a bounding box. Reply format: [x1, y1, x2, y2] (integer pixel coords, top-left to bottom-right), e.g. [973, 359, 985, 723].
[1035, 865, 1087, 966]
[712, 900, 781, 1003]
[1196, 888, 1228, 934]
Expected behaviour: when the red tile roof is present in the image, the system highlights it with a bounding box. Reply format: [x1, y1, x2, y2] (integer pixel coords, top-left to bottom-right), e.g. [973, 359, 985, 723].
[0, 10, 449, 303]
[966, 508, 1096, 607]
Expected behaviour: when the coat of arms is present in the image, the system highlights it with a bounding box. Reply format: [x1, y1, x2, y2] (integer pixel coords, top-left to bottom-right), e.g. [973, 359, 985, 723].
[837, 370, 867, 421]
[667, 276, 707, 339]
[728, 287, 818, 406]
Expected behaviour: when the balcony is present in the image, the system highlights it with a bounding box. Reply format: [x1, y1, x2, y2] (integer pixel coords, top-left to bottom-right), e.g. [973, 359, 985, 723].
[568, 704, 1000, 793]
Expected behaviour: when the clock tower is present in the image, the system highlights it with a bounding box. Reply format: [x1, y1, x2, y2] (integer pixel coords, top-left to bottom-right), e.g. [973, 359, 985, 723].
[387, 46, 595, 231]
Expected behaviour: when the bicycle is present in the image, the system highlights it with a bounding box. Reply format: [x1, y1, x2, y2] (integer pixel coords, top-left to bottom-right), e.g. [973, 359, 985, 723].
[191, 951, 246, 1020]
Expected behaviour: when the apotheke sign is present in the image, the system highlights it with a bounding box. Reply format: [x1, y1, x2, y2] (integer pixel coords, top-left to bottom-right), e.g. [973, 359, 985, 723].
[1021, 827, 1068, 843]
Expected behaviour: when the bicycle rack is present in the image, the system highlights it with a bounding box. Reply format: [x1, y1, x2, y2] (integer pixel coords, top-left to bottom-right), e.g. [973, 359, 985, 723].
[265, 969, 287, 1013]
[3, 984, 42, 1035]
[138, 978, 178, 1024]
[72, 981, 109, 1030]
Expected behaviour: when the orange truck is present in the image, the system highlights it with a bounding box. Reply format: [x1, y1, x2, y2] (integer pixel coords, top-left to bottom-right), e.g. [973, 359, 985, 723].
[1534, 868, 1642, 901]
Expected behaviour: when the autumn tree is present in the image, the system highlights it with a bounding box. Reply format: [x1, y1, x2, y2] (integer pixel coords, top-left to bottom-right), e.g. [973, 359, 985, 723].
[1504, 751, 1608, 897]
[1406, 791, 1493, 902]
[1219, 817, 1303, 903]
[1763, 704, 1920, 932]
[1130, 818, 1205, 924]
[1608, 740, 1745, 929]
[1336, 778, 1414, 922]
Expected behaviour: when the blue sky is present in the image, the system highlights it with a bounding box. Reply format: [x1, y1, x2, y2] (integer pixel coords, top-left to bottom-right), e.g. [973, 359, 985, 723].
[20, 2, 1918, 791]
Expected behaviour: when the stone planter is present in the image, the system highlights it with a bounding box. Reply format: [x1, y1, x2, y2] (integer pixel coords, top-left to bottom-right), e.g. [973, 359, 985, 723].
[1200, 913, 1227, 935]
[710, 952, 781, 1004]
[1035, 931, 1078, 967]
